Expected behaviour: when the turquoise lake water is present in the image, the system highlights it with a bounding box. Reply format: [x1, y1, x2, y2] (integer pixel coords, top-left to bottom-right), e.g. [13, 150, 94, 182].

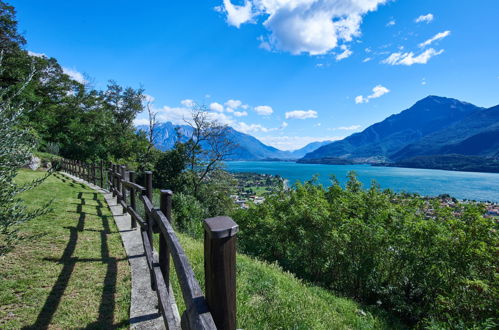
[225, 161, 499, 202]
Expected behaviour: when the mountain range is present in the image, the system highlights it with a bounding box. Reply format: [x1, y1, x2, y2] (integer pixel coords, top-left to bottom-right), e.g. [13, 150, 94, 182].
[300, 96, 499, 172]
[137, 95, 499, 172]
[136, 123, 331, 160]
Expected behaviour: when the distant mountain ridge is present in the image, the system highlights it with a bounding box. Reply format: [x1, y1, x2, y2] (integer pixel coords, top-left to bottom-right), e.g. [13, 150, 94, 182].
[299, 95, 499, 172]
[136, 122, 331, 160]
[302, 96, 484, 163]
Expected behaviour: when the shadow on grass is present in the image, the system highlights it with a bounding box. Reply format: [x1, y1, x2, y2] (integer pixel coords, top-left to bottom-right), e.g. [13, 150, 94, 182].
[23, 191, 126, 329]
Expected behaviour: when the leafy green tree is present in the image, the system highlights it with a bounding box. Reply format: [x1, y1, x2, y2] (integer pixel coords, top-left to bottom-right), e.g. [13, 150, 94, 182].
[0, 55, 49, 254]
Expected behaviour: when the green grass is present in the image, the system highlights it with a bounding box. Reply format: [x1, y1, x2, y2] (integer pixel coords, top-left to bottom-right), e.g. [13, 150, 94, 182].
[163, 233, 402, 329]
[0, 170, 131, 329]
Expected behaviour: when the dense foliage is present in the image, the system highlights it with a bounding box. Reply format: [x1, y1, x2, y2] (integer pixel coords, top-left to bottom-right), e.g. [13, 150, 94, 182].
[0, 54, 49, 254]
[232, 174, 498, 328]
[0, 0, 149, 164]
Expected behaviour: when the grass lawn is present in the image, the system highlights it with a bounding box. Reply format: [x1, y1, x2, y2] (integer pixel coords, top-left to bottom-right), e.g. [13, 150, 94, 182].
[0, 170, 131, 329]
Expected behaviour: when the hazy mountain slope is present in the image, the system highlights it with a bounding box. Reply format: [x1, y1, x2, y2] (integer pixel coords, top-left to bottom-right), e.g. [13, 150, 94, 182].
[301, 96, 482, 163]
[137, 122, 329, 160]
[392, 104, 499, 160]
[288, 140, 332, 159]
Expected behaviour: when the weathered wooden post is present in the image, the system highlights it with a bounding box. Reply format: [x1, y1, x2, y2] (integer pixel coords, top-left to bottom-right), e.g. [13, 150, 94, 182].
[92, 162, 96, 185]
[159, 190, 172, 286]
[100, 160, 104, 188]
[110, 163, 116, 197]
[120, 165, 127, 213]
[145, 171, 154, 235]
[129, 171, 137, 229]
[144, 171, 155, 290]
[204, 216, 238, 330]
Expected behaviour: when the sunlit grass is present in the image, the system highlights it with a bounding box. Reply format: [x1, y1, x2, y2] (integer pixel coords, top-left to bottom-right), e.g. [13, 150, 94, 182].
[0, 170, 131, 329]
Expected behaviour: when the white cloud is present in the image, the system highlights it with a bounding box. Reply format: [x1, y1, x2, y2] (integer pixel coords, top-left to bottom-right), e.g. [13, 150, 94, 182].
[419, 30, 451, 48]
[218, 0, 388, 55]
[355, 85, 389, 104]
[62, 67, 86, 84]
[386, 20, 395, 26]
[355, 95, 366, 104]
[336, 45, 352, 61]
[155, 105, 193, 125]
[285, 110, 318, 120]
[382, 48, 444, 65]
[217, 0, 254, 28]
[254, 105, 273, 115]
[180, 99, 195, 107]
[133, 118, 150, 126]
[335, 125, 362, 130]
[234, 122, 270, 133]
[257, 135, 343, 151]
[233, 111, 248, 117]
[225, 99, 243, 109]
[27, 50, 46, 58]
[362, 57, 372, 62]
[415, 13, 433, 23]
[209, 102, 225, 112]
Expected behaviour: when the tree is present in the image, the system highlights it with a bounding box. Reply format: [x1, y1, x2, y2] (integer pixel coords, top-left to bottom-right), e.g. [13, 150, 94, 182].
[183, 108, 237, 196]
[0, 53, 49, 254]
[0, 1, 25, 52]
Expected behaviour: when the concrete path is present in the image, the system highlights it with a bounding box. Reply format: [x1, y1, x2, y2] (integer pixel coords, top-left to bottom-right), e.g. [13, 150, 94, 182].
[61, 172, 165, 329]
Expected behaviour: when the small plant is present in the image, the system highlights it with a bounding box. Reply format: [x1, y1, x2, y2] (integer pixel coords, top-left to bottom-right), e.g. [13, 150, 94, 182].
[45, 142, 60, 155]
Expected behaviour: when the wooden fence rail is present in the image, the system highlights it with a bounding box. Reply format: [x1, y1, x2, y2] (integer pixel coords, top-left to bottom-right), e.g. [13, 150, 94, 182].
[60, 159, 238, 330]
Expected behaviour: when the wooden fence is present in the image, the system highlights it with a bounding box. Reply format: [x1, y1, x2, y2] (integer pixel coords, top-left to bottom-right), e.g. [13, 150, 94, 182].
[60, 159, 238, 330]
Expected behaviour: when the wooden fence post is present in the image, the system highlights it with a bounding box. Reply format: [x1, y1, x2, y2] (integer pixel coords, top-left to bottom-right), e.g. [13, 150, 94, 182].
[203, 216, 238, 330]
[113, 164, 117, 194]
[145, 170, 154, 235]
[159, 190, 172, 287]
[143, 171, 155, 290]
[129, 171, 137, 229]
[121, 165, 127, 213]
[100, 160, 104, 188]
[92, 162, 96, 185]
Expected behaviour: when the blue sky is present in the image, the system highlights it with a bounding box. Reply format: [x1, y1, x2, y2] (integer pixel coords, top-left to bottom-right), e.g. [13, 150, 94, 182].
[15, 0, 499, 150]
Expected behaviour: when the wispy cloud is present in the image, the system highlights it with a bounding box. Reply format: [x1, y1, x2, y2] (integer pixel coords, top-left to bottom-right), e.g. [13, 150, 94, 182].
[27, 50, 46, 58]
[386, 19, 395, 27]
[254, 105, 273, 116]
[209, 102, 224, 112]
[257, 135, 343, 151]
[62, 67, 86, 84]
[419, 30, 451, 48]
[415, 13, 434, 23]
[355, 85, 389, 104]
[382, 48, 444, 66]
[180, 99, 195, 107]
[336, 45, 353, 61]
[285, 110, 318, 120]
[334, 125, 362, 130]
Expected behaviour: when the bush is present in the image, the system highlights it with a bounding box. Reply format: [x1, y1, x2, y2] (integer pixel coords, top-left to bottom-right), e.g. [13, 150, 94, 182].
[172, 192, 206, 239]
[232, 172, 498, 328]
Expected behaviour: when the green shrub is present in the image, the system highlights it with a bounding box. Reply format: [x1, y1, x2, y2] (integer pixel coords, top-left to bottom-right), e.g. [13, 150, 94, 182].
[232, 172, 498, 328]
[172, 192, 206, 239]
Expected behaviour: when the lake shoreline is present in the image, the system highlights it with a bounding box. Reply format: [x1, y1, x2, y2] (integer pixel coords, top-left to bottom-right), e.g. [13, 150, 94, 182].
[224, 161, 499, 202]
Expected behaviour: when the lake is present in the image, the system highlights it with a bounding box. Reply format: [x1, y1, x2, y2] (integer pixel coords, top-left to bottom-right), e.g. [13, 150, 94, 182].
[224, 161, 499, 202]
